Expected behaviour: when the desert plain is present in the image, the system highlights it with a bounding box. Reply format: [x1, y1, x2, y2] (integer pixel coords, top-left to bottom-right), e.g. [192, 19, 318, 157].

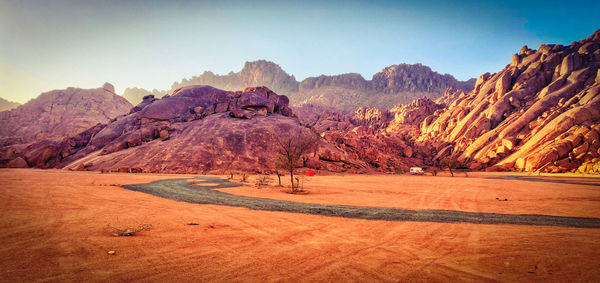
[1, 169, 599, 282]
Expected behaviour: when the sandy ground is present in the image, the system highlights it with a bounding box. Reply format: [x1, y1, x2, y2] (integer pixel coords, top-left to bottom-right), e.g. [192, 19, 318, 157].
[220, 172, 600, 218]
[1, 169, 599, 282]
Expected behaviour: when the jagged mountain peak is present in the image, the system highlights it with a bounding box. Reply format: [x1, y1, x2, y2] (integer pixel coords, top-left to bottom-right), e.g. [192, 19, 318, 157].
[164, 60, 474, 111]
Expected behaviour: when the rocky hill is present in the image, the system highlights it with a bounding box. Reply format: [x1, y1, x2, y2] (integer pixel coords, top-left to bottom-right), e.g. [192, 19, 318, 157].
[170, 60, 474, 111]
[0, 83, 132, 146]
[1, 86, 363, 172]
[0, 97, 21, 112]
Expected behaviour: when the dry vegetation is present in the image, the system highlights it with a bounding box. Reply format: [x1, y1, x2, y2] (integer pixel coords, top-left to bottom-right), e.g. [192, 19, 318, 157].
[106, 224, 153, 236]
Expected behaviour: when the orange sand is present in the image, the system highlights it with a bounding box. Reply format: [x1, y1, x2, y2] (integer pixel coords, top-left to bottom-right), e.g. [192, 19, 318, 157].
[1, 169, 599, 281]
[222, 172, 600, 218]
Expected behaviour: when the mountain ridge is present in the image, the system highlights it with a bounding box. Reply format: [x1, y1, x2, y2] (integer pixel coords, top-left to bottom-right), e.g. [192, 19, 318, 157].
[123, 60, 475, 110]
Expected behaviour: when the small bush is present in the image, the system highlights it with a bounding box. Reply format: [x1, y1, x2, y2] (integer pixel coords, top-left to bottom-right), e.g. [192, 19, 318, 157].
[107, 224, 153, 236]
[255, 175, 272, 189]
[286, 175, 309, 194]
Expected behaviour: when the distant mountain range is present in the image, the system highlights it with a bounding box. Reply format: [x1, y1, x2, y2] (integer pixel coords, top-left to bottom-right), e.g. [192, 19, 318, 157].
[124, 60, 475, 110]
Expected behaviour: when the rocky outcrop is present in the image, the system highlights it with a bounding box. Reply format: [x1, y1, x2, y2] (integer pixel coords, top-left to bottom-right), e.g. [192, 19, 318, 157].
[352, 107, 393, 128]
[295, 104, 394, 135]
[371, 64, 476, 94]
[296, 100, 433, 172]
[3, 86, 364, 173]
[294, 104, 354, 133]
[435, 88, 468, 106]
[0, 83, 132, 146]
[170, 60, 475, 111]
[416, 29, 600, 173]
[387, 97, 444, 133]
[0, 97, 21, 112]
[321, 127, 435, 173]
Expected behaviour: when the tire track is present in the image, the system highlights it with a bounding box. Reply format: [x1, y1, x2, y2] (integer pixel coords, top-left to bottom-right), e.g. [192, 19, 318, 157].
[122, 176, 600, 228]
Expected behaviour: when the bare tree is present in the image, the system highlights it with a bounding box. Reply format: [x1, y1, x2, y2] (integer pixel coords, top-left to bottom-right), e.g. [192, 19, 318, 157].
[273, 131, 318, 193]
[441, 157, 459, 177]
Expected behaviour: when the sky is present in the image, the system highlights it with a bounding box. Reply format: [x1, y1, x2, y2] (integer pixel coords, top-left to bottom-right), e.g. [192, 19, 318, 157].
[0, 0, 598, 103]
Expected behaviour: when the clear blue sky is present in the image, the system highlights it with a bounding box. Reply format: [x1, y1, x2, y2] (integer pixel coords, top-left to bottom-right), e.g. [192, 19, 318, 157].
[1, 0, 598, 103]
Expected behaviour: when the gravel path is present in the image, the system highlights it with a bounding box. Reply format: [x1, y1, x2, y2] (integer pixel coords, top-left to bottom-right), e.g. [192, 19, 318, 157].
[122, 176, 600, 228]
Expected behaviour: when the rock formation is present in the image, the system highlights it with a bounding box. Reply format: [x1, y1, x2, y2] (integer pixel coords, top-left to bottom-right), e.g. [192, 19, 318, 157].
[170, 60, 475, 111]
[0, 97, 21, 112]
[416, 29, 600, 173]
[294, 104, 354, 133]
[0, 83, 132, 146]
[1, 86, 363, 173]
[300, 29, 600, 174]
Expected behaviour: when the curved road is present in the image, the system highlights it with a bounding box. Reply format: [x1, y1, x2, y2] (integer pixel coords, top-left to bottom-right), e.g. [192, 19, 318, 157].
[122, 176, 600, 228]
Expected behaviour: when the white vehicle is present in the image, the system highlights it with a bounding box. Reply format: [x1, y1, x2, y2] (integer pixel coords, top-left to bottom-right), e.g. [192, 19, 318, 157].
[409, 167, 424, 175]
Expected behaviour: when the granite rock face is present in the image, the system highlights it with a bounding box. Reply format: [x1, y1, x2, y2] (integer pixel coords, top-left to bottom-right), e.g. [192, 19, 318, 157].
[416, 29, 600, 173]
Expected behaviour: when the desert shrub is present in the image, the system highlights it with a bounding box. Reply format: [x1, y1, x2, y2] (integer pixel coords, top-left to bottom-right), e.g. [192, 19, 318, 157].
[294, 176, 300, 191]
[287, 175, 309, 194]
[255, 175, 272, 189]
[107, 224, 153, 236]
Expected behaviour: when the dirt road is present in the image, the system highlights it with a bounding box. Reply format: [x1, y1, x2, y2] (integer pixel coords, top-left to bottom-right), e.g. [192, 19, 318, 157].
[124, 176, 600, 228]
